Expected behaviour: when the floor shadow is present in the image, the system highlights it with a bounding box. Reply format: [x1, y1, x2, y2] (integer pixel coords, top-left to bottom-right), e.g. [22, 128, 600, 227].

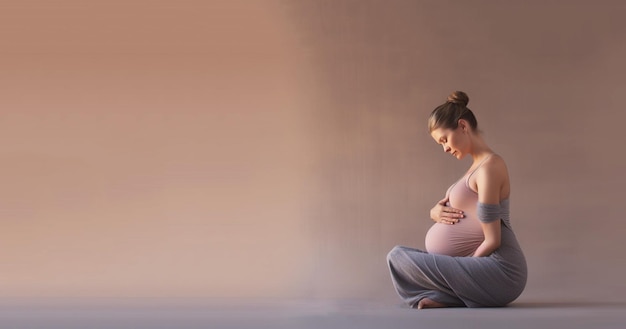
[509, 301, 626, 309]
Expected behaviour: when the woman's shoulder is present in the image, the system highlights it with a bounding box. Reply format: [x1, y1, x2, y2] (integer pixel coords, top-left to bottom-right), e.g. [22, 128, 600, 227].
[479, 153, 508, 177]
[486, 153, 506, 166]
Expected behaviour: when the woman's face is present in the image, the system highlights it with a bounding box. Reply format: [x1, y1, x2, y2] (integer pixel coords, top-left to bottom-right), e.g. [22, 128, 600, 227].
[430, 124, 468, 159]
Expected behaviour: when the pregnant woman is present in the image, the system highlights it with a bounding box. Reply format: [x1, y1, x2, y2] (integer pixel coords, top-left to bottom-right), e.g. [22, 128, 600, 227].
[387, 91, 527, 309]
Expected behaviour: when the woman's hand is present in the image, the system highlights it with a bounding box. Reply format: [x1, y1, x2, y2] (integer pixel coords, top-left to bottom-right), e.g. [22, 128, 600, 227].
[430, 197, 464, 225]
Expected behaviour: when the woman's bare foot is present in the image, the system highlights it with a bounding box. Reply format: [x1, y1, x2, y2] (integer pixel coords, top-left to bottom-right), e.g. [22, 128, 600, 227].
[416, 298, 448, 309]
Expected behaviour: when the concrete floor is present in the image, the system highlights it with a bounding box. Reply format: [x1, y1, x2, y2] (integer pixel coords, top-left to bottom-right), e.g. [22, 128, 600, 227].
[1, 298, 625, 329]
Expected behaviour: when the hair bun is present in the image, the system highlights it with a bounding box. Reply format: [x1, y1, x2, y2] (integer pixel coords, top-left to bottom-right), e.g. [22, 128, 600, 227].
[447, 91, 469, 107]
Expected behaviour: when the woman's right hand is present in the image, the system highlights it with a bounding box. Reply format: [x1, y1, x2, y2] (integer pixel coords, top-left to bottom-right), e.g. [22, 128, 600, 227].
[430, 197, 464, 225]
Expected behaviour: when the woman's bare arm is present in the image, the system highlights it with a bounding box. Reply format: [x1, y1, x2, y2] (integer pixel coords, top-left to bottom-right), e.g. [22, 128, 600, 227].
[472, 156, 506, 257]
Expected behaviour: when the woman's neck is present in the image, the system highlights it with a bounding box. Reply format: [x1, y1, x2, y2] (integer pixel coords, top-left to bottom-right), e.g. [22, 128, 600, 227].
[468, 134, 494, 163]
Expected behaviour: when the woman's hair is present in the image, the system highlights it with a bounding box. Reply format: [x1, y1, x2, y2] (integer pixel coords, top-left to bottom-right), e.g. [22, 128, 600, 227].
[428, 91, 478, 133]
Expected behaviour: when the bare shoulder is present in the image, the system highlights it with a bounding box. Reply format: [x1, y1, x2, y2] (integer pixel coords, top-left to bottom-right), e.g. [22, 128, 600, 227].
[477, 154, 509, 182]
[474, 154, 509, 201]
[485, 154, 508, 172]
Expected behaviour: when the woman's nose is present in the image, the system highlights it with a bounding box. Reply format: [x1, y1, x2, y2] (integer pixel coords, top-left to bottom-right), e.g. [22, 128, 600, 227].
[443, 145, 450, 152]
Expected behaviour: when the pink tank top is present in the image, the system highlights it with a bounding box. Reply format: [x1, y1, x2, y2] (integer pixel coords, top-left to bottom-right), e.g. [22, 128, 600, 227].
[424, 157, 491, 256]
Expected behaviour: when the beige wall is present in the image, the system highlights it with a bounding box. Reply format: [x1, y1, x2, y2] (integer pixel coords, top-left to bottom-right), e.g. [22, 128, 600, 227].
[0, 1, 624, 302]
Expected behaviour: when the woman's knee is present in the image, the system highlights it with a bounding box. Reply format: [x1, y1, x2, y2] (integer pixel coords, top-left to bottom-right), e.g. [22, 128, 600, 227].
[386, 245, 405, 264]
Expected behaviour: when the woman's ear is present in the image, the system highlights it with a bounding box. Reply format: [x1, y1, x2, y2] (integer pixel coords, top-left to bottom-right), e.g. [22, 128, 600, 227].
[458, 119, 468, 133]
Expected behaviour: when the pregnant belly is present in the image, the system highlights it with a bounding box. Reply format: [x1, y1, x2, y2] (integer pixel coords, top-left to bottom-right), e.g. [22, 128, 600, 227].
[424, 218, 484, 257]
